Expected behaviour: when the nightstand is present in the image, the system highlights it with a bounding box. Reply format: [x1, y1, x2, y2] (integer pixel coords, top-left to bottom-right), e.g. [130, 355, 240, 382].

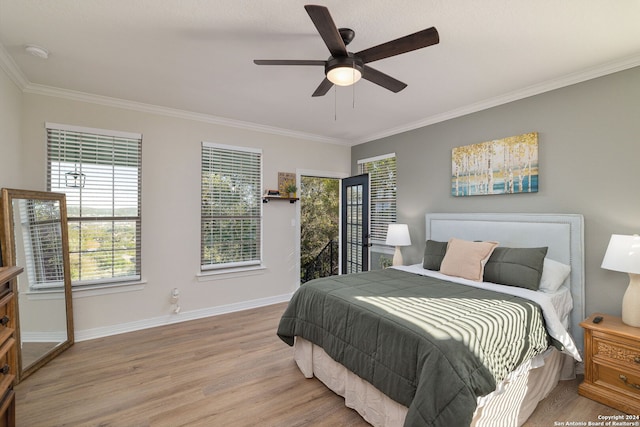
[579, 313, 640, 414]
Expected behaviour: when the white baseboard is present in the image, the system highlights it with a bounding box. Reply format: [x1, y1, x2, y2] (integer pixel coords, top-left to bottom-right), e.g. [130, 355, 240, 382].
[74, 293, 293, 342]
[21, 331, 68, 342]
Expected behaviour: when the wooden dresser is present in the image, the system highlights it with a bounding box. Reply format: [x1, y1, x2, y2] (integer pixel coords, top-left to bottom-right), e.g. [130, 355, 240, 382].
[0, 266, 20, 427]
[579, 313, 640, 414]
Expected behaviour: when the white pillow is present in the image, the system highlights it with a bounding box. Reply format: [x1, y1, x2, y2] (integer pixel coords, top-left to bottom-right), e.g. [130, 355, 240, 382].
[539, 258, 571, 293]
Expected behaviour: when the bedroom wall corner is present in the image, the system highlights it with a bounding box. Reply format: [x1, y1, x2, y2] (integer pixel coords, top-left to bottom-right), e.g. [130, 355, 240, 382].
[0, 65, 23, 188]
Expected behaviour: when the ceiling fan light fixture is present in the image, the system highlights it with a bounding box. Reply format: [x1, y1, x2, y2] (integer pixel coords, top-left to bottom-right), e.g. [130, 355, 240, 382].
[254, 5, 439, 96]
[326, 56, 364, 86]
[327, 66, 362, 86]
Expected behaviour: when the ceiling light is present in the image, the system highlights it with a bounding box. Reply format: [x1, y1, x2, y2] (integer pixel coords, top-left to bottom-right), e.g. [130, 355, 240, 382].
[326, 56, 363, 87]
[327, 66, 362, 86]
[25, 44, 49, 59]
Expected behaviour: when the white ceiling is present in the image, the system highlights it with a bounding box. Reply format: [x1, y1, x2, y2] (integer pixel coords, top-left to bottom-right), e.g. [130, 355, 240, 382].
[1, 1, 640, 145]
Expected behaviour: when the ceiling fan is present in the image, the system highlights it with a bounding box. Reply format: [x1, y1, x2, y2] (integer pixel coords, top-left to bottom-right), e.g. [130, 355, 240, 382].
[254, 4, 439, 97]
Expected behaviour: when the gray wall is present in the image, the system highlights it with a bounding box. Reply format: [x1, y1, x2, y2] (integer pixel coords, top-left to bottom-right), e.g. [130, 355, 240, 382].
[351, 66, 640, 318]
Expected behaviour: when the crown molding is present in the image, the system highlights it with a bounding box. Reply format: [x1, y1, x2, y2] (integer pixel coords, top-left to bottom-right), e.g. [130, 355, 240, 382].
[355, 53, 640, 145]
[0, 43, 29, 89]
[22, 83, 349, 146]
[0, 40, 347, 146]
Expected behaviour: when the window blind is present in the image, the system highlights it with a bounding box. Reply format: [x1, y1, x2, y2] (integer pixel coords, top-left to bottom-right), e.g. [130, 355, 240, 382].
[46, 123, 142, 286]
[358, 153, 397, 243]
[17, 199, 65, 290]
[201, 142, 262, 270]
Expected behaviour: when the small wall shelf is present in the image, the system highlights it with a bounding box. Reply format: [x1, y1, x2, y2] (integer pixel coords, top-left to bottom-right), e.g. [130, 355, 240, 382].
[262, 196, 298, 204]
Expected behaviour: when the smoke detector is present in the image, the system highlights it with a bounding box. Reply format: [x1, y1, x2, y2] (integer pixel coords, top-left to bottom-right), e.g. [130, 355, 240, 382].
[25, 44, 49, 59]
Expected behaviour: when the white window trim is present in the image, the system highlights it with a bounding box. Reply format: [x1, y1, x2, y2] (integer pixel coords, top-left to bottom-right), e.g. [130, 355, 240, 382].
[202, 141, 261, 155]
[46, 122, 143, 288]
[25, 279, 148, 299]
[45, 122, 142, 140]
[201, 260, 261, 271]
[196, 264, 266, 282]
[72, 280, 147, 298]
[357, 152, 396, 165]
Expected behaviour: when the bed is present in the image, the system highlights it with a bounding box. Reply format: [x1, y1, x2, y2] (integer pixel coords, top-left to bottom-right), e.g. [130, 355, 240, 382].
[278, 213, 585, 427]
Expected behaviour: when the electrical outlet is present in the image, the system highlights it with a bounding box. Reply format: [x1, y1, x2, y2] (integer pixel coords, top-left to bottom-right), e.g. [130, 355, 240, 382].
[170, 288, 180, 305]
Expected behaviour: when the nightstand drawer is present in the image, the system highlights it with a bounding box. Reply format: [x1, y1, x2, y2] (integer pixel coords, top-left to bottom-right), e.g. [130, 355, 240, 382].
[0, 337, 15, 395]
[596, 363, 640, 398]
[593, 333, 640, 371]
[0, 293, 12, 325]
[580, 313, 640, 414]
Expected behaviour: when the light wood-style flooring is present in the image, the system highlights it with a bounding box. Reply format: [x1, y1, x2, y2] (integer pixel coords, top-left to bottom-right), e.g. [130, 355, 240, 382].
[15, 302, 625, 426]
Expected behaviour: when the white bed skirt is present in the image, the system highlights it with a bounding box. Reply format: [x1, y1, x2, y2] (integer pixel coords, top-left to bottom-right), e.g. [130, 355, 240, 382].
[294, 338, 574, 427]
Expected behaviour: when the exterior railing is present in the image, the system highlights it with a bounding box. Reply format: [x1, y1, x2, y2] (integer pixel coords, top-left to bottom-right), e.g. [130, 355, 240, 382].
[301, 239, 338, 284]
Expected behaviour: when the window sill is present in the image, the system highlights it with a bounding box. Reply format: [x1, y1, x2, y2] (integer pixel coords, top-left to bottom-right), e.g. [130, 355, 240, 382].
[196, 264, 267, 282]
[23, 289, 66, 301]
[71, 280, 147, 298]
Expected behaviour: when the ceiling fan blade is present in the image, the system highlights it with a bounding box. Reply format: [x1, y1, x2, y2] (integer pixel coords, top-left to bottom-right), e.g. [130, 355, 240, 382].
[355, 27, 439, 64]
[312, 78, 333, 97]
[304, 5, 347, 58]
[362, 66, 407, 93]
[254, 59, 326, 66]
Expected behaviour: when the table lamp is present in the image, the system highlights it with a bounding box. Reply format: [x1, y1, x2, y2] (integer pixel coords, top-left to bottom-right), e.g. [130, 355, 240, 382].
[601, 234, 640, 327]
[386, 224, 411, 266]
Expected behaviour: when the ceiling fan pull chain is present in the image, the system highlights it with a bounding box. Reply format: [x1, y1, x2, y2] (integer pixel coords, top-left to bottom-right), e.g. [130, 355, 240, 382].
[352, 65, 356, 109]
[334, 85, 337, 121]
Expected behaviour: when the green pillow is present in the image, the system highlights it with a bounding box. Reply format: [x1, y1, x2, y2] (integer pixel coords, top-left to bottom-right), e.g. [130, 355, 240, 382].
[423, 240, 448, 270]
[483, 246, 548, 290]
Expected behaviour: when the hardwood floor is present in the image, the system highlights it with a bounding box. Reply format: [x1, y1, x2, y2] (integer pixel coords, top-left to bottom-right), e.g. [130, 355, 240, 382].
[15, 302, 626, 427]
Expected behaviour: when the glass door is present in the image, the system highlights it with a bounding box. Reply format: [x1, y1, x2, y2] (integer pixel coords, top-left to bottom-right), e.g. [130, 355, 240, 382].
[341, 174, 370, 274]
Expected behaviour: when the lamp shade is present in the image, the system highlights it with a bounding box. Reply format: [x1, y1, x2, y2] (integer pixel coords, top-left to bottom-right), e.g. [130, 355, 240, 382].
[385, 224, 411, 247]
[601, 234, 640, 274]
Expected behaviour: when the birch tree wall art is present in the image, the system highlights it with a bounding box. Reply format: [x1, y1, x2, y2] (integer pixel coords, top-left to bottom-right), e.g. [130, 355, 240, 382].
[451, 132, 538, 197]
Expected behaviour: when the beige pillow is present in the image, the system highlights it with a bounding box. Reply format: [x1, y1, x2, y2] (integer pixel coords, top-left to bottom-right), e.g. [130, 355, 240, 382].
[439, 238, 499, 281]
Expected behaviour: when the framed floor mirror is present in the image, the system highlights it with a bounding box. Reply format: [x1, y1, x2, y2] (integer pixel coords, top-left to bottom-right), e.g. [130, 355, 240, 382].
[0, 188, 74, 383]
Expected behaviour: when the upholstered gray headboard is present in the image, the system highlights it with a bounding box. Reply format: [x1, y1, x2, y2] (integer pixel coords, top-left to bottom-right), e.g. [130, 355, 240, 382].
[425, 213, 585, 351]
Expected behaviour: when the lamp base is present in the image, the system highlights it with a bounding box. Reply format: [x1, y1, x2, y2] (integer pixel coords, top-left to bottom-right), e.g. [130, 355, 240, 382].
[392, 246, 404, 267]
[622, 273, 640, 327]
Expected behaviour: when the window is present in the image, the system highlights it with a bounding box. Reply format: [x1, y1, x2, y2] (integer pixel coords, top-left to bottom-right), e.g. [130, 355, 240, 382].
[16, 198, 65, 290]
[201, 142, 262, 270]
[358, 153, 397, 244]
[47, 123, 142, 286]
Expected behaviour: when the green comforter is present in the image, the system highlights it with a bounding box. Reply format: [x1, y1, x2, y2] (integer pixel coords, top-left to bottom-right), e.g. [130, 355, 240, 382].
[277, 268, 550, 427]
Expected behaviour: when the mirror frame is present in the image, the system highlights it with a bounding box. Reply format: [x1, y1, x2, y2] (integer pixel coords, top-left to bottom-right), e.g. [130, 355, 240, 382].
[0, 188, 74, 383]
